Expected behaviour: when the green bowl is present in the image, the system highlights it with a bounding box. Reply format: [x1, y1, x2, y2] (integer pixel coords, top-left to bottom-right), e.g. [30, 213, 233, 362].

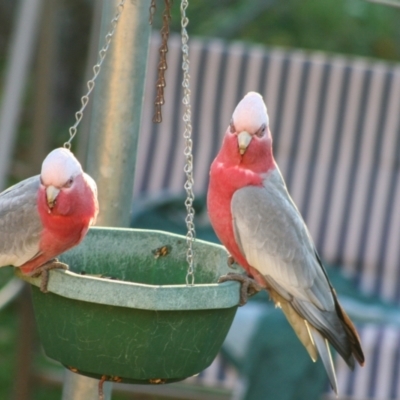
[17, 227, 240, 384]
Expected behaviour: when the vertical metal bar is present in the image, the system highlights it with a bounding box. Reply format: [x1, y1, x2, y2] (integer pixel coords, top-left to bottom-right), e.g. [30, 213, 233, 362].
[61, 0, 151, 398]
[0, 0, 43, 190]
[76, 0, 104, 169]
[30, 0, 57, 172]
[86, 0, 151, 227]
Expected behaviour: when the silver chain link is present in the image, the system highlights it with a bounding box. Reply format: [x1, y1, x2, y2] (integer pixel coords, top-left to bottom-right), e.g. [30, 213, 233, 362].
[64, 0, 126, 150]
[181, 0, 196, 286]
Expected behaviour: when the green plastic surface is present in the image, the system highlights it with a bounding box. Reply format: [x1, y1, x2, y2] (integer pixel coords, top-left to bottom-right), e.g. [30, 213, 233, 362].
[17, 227, 240, 384]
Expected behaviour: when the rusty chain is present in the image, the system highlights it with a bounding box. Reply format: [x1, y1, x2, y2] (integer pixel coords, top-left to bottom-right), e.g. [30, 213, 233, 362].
[150, 0, 173, 123]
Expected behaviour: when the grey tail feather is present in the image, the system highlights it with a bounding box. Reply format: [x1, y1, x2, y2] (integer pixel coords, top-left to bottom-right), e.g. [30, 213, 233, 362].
[310, 326, 338, 396]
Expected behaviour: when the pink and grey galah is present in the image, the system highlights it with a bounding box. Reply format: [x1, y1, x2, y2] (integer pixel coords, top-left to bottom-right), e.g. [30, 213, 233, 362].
[0, 148, 99, 291]
[207, 92, 364, 394]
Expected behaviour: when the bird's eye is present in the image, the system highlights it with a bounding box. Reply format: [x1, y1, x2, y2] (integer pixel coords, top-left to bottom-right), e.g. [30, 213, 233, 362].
[255, 123, 266, 138]
[64, 178, 73, 188]
[230, 119, 236, 133]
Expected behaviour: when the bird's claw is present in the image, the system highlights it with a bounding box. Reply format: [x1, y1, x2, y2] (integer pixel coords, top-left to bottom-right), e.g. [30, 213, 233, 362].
[218, 272, 263, 306]
[32, 258, 69, 293]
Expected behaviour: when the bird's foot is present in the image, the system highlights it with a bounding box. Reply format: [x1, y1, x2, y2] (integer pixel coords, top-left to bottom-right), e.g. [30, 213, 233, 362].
[218, 272, 263, 306]
[32, 259, 69, 293]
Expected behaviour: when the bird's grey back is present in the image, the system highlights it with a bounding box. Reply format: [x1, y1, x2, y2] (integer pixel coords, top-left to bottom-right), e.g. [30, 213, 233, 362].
[0, 176, 43, 267]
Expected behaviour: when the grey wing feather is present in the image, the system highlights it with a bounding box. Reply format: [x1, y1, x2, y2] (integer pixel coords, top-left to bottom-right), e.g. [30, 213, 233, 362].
[231, 168, 352, 360]
[0, 176, 43, 267]
[231, 168, 332, 309]
[309, 325, 338, 394]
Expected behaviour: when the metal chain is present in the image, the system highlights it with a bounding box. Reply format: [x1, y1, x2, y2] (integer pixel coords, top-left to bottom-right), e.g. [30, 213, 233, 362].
[64, 0, 126, 150]
[152, 0, 173, 123]
[181, 0, 196, 286]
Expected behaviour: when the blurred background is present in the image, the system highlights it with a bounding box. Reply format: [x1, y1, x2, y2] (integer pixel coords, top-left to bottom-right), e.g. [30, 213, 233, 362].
[1, 0, 400, 399]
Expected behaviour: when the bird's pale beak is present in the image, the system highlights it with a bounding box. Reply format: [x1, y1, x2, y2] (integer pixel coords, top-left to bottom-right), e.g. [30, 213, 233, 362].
[238, 131, 252, 155]
[46, 185, 60, 209]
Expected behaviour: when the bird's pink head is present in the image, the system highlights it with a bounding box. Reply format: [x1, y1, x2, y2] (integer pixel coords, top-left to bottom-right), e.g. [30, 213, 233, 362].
[40, 148, 96, 216]
[218, 92, 274, 172]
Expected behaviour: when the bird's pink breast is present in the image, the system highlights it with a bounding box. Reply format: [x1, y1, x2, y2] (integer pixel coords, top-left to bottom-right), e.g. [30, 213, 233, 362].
[207, 132, 275, 278]
[208, 160, 264, 273]
[19, 176, 97, 275]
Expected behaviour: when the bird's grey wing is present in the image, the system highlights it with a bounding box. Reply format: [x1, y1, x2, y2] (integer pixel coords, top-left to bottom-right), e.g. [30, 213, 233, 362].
[231, 168, 351, 354]
[0, 176, 43, 267]
[231, 168, 332, 307]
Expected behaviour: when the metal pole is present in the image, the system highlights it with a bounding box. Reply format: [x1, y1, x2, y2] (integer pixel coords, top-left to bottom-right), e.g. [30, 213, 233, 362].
[0, 0, 43, 190]
[62, 0, 151, 399]
[86, 0, 151, 227]
[76, 0, 104, 168]
[30, 0, 57, 172]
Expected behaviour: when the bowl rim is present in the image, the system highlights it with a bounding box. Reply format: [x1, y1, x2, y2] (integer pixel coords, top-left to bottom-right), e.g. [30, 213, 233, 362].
[16, 227, 241, 311]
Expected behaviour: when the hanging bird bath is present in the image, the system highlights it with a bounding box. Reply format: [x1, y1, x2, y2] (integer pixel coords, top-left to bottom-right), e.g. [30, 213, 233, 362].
[16, 227, 240, 384]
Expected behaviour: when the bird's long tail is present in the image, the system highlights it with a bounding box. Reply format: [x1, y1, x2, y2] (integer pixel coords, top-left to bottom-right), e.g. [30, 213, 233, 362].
[272, 290, 339, 394]
[309, 324, 338, 394]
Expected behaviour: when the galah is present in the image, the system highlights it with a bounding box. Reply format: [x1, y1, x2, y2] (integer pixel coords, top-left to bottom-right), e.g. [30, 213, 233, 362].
[207, 92, 364, 393]
[0, 148, 99, 291]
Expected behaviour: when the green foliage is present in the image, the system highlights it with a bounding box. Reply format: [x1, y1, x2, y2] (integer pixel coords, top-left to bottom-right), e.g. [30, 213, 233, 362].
[162, 0, 400, 61]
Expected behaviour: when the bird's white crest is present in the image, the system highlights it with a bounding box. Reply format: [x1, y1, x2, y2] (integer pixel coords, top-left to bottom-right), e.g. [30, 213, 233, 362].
[232, 92, 269, 133]
[41, 148, 83, 187]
